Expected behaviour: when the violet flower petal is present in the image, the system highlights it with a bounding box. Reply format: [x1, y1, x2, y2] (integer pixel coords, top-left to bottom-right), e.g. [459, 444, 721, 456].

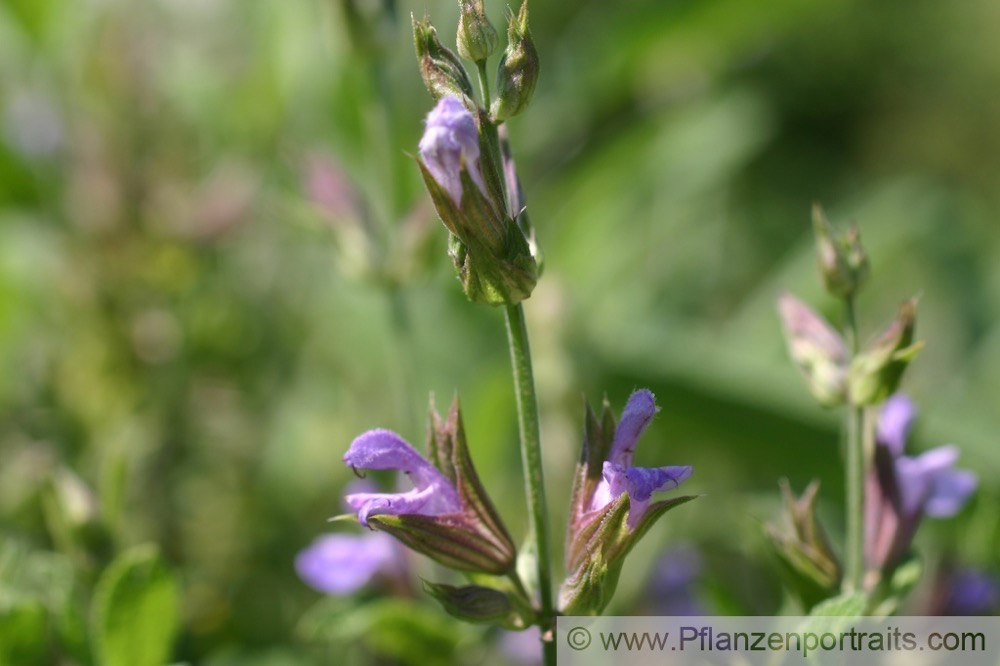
[295, 532, 396, 595]
[895, 445, 976, 518]
[418, 97, 486, 206]
[603, 461, 693, 528]
[877, 393, 916, 456]
[343, 429, 461, 526]
[608, 389, 659, 467]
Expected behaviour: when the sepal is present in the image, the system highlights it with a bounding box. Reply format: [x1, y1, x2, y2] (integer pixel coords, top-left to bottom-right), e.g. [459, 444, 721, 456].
[848, 299, 923, 405]
[413, 15, 476, 105]
[766, 480, 841, 610]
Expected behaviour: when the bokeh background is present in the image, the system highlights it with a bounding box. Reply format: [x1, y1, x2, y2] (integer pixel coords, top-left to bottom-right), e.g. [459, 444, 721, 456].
[2, 0, 999, 663]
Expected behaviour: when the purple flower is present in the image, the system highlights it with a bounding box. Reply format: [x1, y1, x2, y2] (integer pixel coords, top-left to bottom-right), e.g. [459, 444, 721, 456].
[418, 97, 486, 207]
[938, 569, 999, 616]
[338, 399, 516, 575]
[560, 389, 695, 614]
[343, 429, 461, 527]
[295, 532, 398, 595]
[587, 390, 692, 529]
[866, 394, 977, 574]
[645, 545, 705, 616]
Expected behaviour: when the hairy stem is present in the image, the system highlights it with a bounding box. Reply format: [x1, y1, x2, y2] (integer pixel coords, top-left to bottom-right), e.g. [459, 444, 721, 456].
[504, 303, 556, 666]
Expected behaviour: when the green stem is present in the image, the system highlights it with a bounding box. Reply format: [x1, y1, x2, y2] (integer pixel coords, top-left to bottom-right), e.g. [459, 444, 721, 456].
[844, 296, 866, 593]
[504, 303, 556, 666]
[476, 59, 491, 109]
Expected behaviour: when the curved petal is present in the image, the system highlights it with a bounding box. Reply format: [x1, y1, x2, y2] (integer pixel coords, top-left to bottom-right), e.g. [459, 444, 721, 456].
[295, 532, 396, 595]
[925, 467, 977, 517]
[895, 445, 973, 517]
[877, 394, 916, 456]
[418, 97, 484, 205]
[602, 461, 692, 528]
[343, 429, 456, 495]
[608, 389, 659, 467]
[346, 484, 459, 527]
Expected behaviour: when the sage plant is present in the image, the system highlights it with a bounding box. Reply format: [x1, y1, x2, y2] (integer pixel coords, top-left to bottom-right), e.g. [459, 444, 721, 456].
[773, 206, 976, 613]
[299, 2, 696, 663]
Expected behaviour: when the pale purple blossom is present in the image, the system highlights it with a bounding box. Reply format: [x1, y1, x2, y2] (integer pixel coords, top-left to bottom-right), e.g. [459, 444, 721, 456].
[939, 570, 999, 615]
[343, 429, 461, 527]
[588, 390, 692, 529]
[866, 394, 977, 572]
[295, 532, 397, 595]
[418, 96, 486, 206]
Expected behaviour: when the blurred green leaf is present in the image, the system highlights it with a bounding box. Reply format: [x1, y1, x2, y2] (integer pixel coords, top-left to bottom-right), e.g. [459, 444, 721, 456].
[90, 544, 178, 666]
[299, 597, 463, 666]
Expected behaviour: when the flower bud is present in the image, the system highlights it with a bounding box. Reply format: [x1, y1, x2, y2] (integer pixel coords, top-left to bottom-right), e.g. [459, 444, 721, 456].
[417, 97, 538, 305]
[766, 480, 841, 609]
[812, 204, 869, 299]
[412, 15, 476, 104]
[457, 0, 499, 63]
[776, 293, 849, 407]
[491, 2, 539, 122]
[423, 581, 528, 629]
[848, 299, 923, 405]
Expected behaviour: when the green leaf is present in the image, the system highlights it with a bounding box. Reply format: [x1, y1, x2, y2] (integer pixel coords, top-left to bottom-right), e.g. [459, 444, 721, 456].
[808, 590, 867, 618]
[90, 544, 178, 666]
[298, 597, 463, 666]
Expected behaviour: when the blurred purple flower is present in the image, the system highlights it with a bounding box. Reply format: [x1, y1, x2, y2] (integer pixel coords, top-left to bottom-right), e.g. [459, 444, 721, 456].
[343, 429, 461, 527]
[588, 390, 692, 529]
[500, 626, 542, 666]
[940, 570, 999, 615]
[295, 532, 397, 595]
[646, 545, 705, 615]
[418, 96, 486, 206]
[866, 394, 977, 574]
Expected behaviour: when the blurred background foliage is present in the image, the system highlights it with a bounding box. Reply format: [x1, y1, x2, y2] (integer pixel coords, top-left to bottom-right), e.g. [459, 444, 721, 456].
[1, 0, 998, 663]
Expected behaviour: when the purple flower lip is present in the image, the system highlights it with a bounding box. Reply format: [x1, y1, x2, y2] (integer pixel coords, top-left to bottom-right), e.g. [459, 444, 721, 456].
[588, 389, 692, 528]
[342, 429, 461, 528]
[418, 96, 486, 207]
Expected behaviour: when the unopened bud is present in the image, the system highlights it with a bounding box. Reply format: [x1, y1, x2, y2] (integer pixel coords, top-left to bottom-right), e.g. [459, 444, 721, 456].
[413, 15, 476, 104]
[813, 204, 869, 299]
[849, 299, 923, 405]
[776, 293, 849, 408]
[491, 2, 539, 122]
[417, 98, 537, 305]
[423, 581, 528, 629]
[457, 0, 498, 62]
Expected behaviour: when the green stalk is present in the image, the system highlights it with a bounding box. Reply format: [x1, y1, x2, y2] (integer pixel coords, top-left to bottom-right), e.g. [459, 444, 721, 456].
[843, 296, 866, 593]
[504, 303, 556, 666]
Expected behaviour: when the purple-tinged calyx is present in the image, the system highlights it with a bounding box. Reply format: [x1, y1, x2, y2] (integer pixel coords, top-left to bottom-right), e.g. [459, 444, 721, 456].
[560, 390, 696, 615]
[865, 394, 977, 580]
[340, 396, 516, 575]
[765, 479, 841, 609]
